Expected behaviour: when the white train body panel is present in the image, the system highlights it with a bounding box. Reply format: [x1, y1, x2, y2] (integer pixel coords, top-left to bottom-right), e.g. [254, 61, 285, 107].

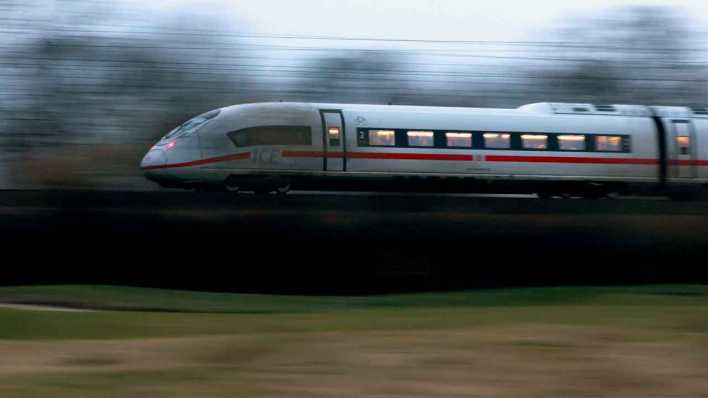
[696, 119, 708, 181]
[340, 105, 658, 182]
[197, 103, 323, 184]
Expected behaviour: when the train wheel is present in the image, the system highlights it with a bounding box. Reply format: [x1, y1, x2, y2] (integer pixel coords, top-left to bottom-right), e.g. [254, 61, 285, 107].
[667, 190, 702, 201]
[582, 183, 608, 200]
[583, 191, 607, 200]
[196, 184, 227, 193]
[276, 184, 292, 195]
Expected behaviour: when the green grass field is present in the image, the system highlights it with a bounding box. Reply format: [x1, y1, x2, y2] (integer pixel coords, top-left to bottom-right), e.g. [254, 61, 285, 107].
[1, 284, 707, 339]
[1, 285, 707, 397]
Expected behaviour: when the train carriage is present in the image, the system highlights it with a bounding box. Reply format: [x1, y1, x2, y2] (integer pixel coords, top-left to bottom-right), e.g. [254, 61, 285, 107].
[141, 102, 708, 198]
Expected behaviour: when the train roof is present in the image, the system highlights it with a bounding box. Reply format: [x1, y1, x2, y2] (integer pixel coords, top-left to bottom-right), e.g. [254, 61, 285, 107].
[222, 102, 521, 116]
[221, 102, 708, 119]
[520, 103, 708, 119]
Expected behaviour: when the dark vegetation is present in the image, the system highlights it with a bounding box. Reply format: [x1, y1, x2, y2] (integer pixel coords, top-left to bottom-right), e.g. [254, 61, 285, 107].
[2, 191, 708, 294]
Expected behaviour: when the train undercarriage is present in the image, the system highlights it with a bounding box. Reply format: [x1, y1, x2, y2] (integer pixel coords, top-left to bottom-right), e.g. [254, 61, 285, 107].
[168, 174, 706, 200]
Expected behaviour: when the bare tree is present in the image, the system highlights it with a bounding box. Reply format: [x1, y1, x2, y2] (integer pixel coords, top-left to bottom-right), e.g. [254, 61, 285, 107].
[527, 5, 706, 106]
[288, 50, 413, 105]
[1, 3, 250, 188]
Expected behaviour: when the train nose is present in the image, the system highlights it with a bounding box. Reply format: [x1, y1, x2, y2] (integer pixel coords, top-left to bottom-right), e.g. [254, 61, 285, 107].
[141, 148, 168, 170]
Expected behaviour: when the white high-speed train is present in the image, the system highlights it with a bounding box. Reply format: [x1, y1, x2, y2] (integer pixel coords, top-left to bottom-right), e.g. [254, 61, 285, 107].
[141, 102, 708, 198]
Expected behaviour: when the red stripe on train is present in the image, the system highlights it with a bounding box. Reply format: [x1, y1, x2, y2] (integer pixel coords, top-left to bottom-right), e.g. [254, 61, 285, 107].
[285, 151, 658, 164]
[281, 150, 330, 158]
[142, 152, 251, 171]
[669, 160, 708, 166]
[284, 151, 472, 161]
[486, 155, 659, 165]
[348, 152, 474, 161]
[144, 150, 708, 170]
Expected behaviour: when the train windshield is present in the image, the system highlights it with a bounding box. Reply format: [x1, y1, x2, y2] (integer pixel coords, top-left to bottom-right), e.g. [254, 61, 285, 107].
[162, 109, 221, 141]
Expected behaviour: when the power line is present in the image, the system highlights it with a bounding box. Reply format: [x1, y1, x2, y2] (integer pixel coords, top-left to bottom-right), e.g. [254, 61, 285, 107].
[2, 21, 707, 53]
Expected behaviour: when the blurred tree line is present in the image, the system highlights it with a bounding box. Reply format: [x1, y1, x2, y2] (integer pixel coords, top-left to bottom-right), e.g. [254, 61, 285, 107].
[526, 6, 707, 106]
[0, 2, 706, 188]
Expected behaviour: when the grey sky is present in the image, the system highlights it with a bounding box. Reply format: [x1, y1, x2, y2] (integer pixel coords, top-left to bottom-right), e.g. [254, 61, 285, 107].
[148, 0, 708, 41]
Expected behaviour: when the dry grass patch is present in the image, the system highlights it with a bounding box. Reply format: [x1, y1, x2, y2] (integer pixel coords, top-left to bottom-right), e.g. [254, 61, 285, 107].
[1, 325, 708, 397]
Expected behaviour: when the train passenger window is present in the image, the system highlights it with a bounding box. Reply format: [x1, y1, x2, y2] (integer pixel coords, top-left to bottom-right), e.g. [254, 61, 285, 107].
[558, 135, 586, 151]
[446, 132, 472, 148]
[407, 131, 434, 147]
[676, 136, 691, 155]
[483, 133, 511, 149]
[228, 126, 312, 147]
[596, 135, 623, 152]
[521, 134, 548, 150]
[369, 130, 396, 146]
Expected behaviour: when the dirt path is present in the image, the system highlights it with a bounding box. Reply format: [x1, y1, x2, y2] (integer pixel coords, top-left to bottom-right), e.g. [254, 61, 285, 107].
[0, 304, 96, 313]
[1, 325, 707, 397]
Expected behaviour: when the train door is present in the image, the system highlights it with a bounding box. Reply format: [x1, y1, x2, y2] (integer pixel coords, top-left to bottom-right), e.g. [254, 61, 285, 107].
[320, 110, 346, 172]
[669, 120, 697, 179]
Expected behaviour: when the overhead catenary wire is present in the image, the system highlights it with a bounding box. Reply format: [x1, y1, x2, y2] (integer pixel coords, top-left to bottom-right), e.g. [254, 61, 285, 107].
[2, 8, 706, 135]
